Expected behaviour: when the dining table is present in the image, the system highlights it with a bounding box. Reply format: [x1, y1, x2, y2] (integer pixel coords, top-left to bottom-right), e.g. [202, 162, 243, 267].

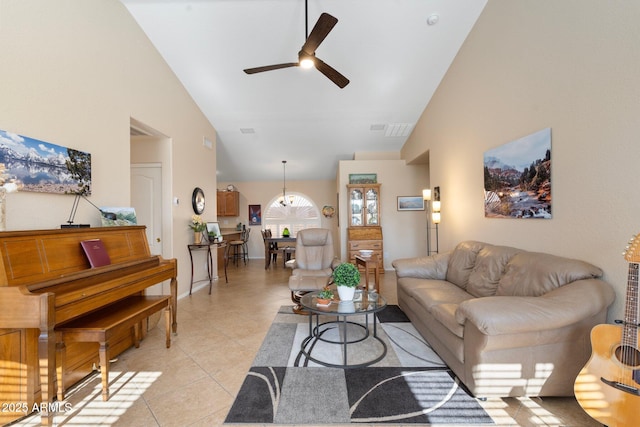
[264, 236, 296, 269]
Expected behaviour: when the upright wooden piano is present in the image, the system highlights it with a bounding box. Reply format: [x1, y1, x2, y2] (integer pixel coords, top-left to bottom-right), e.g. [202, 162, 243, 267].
[0, 226, 177, 425]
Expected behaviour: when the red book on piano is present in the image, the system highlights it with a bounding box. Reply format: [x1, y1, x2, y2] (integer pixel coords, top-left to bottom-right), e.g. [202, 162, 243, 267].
[80, 239, 111, 268]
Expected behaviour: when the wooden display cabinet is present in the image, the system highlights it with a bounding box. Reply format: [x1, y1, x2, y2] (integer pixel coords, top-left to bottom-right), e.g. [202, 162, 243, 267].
[346, 184, 383, 273]
[347, 228, 384, 273]
[216, 191, 239, 217]
[347, 184, 380, 227]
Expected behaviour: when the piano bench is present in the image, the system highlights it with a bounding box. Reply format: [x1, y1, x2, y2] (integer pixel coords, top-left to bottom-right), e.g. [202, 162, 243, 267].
[55, 295, 172, 402]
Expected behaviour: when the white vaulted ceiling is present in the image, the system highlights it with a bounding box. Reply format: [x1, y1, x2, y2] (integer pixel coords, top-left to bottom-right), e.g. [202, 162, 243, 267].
[121, 0, 486, 182]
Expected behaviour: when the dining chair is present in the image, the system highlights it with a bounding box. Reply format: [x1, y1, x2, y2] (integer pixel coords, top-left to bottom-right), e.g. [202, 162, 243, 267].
[229, 228, 249, 266]
[263, 228, 285, 267]
[241, 228, 250, 262]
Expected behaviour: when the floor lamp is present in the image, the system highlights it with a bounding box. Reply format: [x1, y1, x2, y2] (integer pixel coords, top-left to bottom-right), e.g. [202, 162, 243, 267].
[422, 189, 432, 256]
[432, 200, 441, 254]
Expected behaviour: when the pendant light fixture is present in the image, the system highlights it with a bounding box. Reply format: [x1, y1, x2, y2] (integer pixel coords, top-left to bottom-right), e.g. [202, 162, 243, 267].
[280, 160, 294, 206]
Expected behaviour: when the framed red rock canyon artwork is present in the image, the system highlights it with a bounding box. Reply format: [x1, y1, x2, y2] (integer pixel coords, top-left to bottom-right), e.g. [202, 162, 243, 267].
[484, 128, 551, 219]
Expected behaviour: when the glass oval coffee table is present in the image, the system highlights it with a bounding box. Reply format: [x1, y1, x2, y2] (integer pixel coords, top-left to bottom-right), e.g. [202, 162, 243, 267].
[299, 290, 387, 368]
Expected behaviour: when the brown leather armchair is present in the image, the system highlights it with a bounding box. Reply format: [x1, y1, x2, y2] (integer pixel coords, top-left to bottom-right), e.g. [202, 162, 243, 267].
[287, 228, 339, 313]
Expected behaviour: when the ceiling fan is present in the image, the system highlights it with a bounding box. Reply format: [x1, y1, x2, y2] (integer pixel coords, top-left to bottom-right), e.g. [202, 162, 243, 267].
[243, 1, 349, 88]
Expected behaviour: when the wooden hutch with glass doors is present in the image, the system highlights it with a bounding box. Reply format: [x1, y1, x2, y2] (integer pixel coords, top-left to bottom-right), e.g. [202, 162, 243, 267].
[346, 183, 383, 273]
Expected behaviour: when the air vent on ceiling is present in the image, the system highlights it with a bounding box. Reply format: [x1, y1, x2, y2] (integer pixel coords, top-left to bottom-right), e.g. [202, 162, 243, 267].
[385, 123, 414, 137]
[240, 128, 255, 134]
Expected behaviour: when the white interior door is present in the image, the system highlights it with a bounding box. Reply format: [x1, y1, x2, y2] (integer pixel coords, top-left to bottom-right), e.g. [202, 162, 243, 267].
[131, 164, 162, 255]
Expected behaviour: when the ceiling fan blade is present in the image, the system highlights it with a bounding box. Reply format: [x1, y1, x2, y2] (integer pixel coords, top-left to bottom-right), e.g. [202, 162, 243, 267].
[301, 13, 338, 55]
[315, 57, 349, 88]
[244, 63, 299, 74]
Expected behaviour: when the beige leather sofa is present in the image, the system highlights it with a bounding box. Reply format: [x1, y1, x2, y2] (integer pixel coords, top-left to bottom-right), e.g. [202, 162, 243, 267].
[392, 241, 615, 397]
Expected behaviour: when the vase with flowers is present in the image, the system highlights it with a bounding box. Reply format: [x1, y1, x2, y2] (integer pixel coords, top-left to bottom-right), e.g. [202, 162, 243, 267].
[189, 214, 206, 244]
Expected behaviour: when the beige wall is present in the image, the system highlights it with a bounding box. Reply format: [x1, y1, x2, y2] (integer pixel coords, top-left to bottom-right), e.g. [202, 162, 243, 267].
[402, 0, 640, 322]
[0, 1, 217, 298]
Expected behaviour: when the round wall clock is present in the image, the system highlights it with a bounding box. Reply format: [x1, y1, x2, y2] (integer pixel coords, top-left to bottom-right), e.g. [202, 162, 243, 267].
[192, 187, 205, 214]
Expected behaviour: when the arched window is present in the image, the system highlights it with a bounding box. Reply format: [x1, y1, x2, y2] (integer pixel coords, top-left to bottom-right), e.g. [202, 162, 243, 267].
[263, 192, 321, 236]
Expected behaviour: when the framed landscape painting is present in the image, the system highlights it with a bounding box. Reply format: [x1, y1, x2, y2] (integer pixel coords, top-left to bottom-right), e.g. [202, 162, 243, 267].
[397, 196, 425, 211]
[0, 128, 91, 194]
[349, 173, 377, 184]
[484, 128, 551, 219]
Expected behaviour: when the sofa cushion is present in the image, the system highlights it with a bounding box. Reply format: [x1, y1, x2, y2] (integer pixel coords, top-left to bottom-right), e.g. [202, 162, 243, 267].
[397, 277, 450, 292]
[446, 241, 485, 290]
[496, 252, 603, 297]
[467, 245, 522, 297]
[430, 303, 464, 338]
[401, 278, 473, 311]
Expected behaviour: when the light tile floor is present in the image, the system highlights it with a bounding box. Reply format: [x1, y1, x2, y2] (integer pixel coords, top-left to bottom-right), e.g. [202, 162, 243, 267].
[12, 260, 600, 426]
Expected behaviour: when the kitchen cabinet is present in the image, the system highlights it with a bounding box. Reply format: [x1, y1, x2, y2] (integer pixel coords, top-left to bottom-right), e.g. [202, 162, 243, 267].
[217, 191, 239, 217]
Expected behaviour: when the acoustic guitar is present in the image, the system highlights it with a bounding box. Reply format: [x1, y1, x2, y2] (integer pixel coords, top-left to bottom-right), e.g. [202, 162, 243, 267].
[574, 235, 640, 426]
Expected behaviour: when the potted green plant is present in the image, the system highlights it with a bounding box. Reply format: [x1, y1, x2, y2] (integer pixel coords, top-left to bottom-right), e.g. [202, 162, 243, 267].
[332, 262, 361, 301]
[316, 288, 334, 305]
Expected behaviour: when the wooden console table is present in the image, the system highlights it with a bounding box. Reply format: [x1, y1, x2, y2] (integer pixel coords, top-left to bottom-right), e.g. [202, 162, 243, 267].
[188, 241, 228, 295]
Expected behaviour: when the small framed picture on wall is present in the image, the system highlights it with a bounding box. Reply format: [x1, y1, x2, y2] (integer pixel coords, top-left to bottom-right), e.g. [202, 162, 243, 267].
[249, 204, 262, 225]
[397, 196, 425, 211]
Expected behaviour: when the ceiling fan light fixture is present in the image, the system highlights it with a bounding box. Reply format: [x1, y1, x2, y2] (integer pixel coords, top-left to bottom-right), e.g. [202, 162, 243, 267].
[298, 51, 315, 69]
[299, 58, 315, 69]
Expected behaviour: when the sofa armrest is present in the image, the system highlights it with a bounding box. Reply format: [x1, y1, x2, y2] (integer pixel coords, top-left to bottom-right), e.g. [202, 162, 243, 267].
[392, 252, 450, 279]
[455, 278, 615, 335]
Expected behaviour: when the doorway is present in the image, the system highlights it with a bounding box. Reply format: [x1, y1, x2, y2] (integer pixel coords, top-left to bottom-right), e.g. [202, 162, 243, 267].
[131, 163, 162, 255]
[130, 118, 173, 295]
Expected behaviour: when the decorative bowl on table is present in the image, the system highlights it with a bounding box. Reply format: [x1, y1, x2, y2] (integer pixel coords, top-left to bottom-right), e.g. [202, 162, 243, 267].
[358, 249, 373, 257]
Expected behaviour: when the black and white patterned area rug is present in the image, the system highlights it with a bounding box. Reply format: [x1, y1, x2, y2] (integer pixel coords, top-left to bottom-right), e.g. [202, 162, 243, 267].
[225, 305, 493, 425]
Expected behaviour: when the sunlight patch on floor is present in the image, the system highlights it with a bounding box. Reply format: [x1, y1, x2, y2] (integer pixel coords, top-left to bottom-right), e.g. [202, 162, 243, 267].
[17, 371, 161, 426]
